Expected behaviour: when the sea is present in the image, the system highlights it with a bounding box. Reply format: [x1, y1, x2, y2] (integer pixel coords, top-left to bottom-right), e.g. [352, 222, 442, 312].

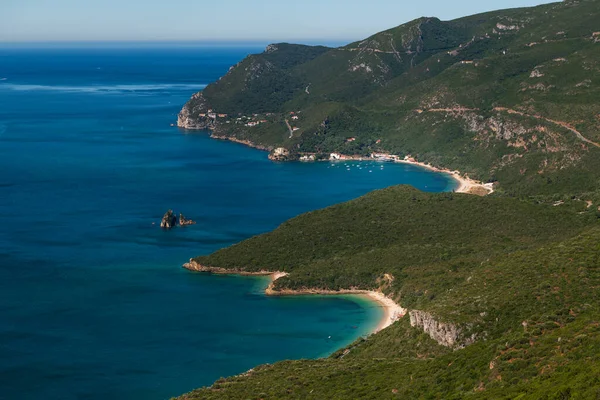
[0, 43, 457, 399]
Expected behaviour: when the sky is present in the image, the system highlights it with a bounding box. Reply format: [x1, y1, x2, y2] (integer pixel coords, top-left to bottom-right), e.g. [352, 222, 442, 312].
[1, 0, 553, 44]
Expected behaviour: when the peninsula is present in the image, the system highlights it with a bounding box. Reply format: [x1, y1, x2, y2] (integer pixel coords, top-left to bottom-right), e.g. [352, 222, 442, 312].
[176, 0, 600, 398]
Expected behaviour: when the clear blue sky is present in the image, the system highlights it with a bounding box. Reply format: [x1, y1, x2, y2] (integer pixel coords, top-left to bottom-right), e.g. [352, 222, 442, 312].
[1, 0, 552, 43]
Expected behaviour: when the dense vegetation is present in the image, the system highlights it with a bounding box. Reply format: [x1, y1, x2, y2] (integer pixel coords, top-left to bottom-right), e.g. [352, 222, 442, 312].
[194, 186, 595, 295]
[180, 0, 600, 198]
[178, 187, 599, 399]
[174, 0, 600, 398]
[200, 44, 331, 114]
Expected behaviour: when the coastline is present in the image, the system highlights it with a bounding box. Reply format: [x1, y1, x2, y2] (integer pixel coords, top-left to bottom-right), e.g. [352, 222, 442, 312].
[178, 126, 493, 196]
[184, 261, 405, 335]
[324, 156, 493, 195]
[210, 133, 273, 152]
[393, 159, 494, 196]
[265, 273, 405, 333]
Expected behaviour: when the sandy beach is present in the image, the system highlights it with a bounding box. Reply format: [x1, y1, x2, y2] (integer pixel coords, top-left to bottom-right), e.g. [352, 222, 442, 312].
[185, 261, 406, 334]
[191, 130, 494, 197]
[360, 291, 406, 333]
[302, 152, 494, 196]
[326, 155, 494, 196]
[393, 158, 494, 196]
[265, 272, 406, 334]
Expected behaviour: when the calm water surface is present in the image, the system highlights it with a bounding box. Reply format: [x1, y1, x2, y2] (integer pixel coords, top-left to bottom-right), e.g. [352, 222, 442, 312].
[0, 44, 456, 399]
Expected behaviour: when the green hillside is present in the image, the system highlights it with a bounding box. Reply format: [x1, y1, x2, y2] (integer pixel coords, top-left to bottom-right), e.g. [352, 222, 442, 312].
[178, 0, 600, 198]
[174, 1, 600, 398]
[178, 188, 600, 399]
[192, 186, 594, 294]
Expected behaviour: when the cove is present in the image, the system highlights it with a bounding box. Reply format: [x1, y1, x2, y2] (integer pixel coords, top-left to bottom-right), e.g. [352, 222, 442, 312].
[0, 45, 457, 399]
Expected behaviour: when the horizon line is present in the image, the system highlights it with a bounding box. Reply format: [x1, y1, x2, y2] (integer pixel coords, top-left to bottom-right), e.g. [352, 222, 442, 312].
[0, 39, 353, 45]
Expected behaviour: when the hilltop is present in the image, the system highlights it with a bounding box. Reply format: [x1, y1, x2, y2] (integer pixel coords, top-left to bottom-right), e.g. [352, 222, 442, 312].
[179, 0, 600, 198]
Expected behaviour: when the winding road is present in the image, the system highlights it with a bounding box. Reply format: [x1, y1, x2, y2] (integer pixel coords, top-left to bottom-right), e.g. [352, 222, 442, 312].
[423, 106, 600, 149]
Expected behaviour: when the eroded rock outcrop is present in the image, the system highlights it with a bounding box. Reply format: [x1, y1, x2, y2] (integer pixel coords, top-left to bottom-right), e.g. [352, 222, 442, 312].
[177, 93, 216, 130]
[160, 210, 196, 229]
[409, 310, 476, 349]
[268, 147, 290, 161]
[160, 210, 178, 229]
[179, 213, 196, 226]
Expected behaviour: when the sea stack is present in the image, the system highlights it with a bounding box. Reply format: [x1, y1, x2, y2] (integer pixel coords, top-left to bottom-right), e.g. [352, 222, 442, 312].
[179, 213, 196, 226]
[160, 210, 177, 229]
[160, 210, 196, 229]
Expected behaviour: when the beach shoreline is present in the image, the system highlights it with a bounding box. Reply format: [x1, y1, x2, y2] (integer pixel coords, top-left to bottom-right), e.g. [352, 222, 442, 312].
[179, 128, 494, 196]
[184, 261, 406, 335]
[393, 158, 494, 196]
[320, 154, 493, 195]
[182, 129, 493, 196]
[324, 156, 493, 195]
[264, 272, 405, 333]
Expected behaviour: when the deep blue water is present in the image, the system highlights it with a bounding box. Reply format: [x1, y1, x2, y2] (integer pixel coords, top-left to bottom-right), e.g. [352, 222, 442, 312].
[0, 45, 456, 399]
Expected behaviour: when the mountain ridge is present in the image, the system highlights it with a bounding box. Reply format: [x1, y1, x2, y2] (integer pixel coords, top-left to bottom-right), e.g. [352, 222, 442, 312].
[178, 0, 600, 198]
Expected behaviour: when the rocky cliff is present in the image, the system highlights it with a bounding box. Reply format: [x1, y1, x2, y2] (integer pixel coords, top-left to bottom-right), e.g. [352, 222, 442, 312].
[409, 310, 476, 349]
[177, 93, 216, 130]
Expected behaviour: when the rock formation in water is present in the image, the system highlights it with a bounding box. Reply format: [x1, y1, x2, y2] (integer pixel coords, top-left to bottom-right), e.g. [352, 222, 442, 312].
[160, 210, 196, 229]
[160, 210, 178, 229]
[179, 213, 196, 226]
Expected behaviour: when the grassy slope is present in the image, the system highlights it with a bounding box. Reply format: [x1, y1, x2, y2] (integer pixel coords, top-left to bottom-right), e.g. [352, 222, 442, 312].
[179, 188, 600, 399]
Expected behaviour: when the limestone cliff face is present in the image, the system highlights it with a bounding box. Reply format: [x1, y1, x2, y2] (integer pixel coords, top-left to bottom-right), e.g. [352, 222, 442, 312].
[409, 310, 476, 349]
[268, 147, 291, 161]
[183, 260, 218, 272]
[177, 93, 215, 130]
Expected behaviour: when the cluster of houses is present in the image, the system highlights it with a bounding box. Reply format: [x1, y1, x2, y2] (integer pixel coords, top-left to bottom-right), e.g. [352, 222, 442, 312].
[198, 109, 312, 131]
[234, 113, 268, 127]
[197, 110, 274, 128]
[245, 120, 267, 127]
[198, 109, 228, 119]
[371, 153, 402, 162]
[289, 112, 301, 132]
[328, 152, 405, 162]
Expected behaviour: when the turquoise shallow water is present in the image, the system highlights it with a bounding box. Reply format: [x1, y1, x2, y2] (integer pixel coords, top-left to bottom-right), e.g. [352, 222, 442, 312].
[0, 45, 456, 399]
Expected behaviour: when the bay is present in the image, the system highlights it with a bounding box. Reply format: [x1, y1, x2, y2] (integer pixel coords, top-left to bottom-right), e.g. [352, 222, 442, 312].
[0, 44, 456, 399]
